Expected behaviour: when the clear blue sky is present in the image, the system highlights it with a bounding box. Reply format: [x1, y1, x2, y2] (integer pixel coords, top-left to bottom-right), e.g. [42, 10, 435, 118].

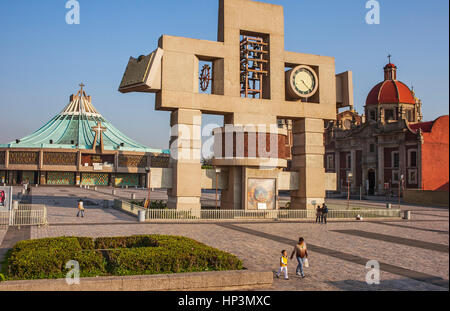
[0, 0, 448, 150]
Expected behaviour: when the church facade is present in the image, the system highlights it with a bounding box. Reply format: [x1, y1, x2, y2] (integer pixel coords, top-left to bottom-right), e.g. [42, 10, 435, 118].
[324, 62, 449, 195]
[0, 85, 169, 187]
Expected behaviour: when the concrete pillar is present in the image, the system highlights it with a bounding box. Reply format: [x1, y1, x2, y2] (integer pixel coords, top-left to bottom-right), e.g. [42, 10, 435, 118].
[377, 145, 384, 195]
[335, 151, 340, 192]
[220, 167, 243, 210]
[290, 118, 325, 210]
[399, 141, 406, 187]
[351, 149, 356, 192]
[167, 108, 202, 211]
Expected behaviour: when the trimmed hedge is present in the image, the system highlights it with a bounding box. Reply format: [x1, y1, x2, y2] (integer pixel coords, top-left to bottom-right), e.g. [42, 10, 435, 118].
[6, 237, 106, 280]
[105, 235, 243, 275]
[4, 235, 243, 280]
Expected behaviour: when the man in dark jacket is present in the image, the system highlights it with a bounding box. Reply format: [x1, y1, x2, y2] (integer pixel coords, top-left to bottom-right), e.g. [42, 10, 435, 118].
[322, 203, 328, 224]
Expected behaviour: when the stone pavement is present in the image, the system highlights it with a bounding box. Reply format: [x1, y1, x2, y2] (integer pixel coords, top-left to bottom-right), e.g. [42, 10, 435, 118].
[0, 186, 448, 291]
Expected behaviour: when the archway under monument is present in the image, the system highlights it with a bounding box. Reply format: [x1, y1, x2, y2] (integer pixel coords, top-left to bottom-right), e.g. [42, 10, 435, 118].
[118, 0, 353, 211]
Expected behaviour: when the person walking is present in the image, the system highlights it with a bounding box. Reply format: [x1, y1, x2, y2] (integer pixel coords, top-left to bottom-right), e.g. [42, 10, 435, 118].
[322, 203, 328, 224]
[276, 250, 289, 280]
[315, 205, 322, 223]
[76, 199, 85, 218]
[290, 237, 308, 278]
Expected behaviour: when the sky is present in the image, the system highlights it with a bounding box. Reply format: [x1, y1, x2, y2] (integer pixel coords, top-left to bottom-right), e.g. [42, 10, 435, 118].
[0, 0, 448, 150]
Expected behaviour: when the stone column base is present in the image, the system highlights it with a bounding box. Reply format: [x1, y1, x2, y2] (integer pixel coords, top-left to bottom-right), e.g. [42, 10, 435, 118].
[290, 197, 324, 210]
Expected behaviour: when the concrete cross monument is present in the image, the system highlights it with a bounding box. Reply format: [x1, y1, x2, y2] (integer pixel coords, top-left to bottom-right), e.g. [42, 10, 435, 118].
[119, 0, 353, 211]
[91, 121, 107, 152]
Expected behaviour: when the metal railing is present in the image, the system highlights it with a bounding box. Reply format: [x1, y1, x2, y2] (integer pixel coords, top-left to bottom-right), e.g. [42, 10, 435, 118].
[144, 208, 401, 221]
[112, 200, 402, 221]
[113, 199, 143, 216]
[0, 205, 48, 227]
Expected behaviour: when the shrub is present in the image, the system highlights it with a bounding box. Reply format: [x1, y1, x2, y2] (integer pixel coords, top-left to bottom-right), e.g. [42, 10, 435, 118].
[95, 235, 158, 249]
[75, 237, 95, 250]
[106, 235, 243, 276]
[7, 237, 106, 280]
[5, 235, 243, 280]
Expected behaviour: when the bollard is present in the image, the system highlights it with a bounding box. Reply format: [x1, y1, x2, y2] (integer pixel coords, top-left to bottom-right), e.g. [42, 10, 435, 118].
[403, 210, 411, 220]
[12, 200, 19, 210]
[112, 189, 116, 196]
[138, 210, 146, 222]
[131, 193, 136, 200]
[386, 203, 391, 209]
[94, 186, 98, 191]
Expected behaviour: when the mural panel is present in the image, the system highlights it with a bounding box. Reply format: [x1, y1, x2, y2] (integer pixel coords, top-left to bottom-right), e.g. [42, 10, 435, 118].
[247, 178, 276, 210]
[151, 155, 170, 168]
[114, 174, 139, 187]
[118, 155, 147, 168]
[47, 172, 75, 185]
[44, 152, 77, 166]
[9, 152, 39, 165]
[81, 173, 109, 186]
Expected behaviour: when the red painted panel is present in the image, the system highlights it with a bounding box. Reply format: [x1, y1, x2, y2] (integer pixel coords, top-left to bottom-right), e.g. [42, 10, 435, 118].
[421, 116, 449, 191]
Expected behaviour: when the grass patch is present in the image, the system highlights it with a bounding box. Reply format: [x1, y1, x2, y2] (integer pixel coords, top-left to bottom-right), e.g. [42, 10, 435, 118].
[3, 235, 243, 280]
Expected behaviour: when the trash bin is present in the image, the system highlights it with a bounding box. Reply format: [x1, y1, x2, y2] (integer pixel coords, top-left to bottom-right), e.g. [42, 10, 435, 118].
[403, 210, 411, 220]
[138, 210, 146, 222]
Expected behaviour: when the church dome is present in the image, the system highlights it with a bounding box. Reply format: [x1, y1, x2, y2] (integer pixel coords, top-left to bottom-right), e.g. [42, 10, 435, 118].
[365, 62, 416, 106]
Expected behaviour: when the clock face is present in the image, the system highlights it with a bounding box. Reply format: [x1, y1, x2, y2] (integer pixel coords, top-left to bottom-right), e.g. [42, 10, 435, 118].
[293, 68, 316, 96]
[285, 65, 319, 99]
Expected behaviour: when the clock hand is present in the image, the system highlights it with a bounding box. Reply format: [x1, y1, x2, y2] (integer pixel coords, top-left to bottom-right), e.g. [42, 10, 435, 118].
[301, 80, 310, 89]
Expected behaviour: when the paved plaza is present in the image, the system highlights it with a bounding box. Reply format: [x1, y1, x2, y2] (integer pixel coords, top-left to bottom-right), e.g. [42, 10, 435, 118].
[1, 186, 448, 291]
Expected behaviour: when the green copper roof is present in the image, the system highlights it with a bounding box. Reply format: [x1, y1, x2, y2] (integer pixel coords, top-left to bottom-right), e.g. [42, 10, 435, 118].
[0, 85, 169, 154]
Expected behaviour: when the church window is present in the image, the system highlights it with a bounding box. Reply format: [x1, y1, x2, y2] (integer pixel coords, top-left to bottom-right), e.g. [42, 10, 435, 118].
[392, 151, 400, 168]
[346, 154, 352, 169]
[326, 154, 334, 170]
[369, 110, 376, 120]
[392, 170, 400, 184]
[406, 109, 414, 122]
[369, 144, 375, 153]
[385, 109, 395, 121]
[408, 150, 417, 168]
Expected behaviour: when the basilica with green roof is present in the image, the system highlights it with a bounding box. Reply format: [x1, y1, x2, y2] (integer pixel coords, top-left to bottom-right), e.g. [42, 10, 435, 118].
[0, 84, 169, 187]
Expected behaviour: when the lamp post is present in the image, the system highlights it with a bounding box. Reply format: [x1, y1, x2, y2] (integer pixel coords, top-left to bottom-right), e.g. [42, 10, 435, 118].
[145, 167, 151, 208]
[398, 174, 404, 209]
[215, 167, 221, 209]
[347, 172, 353, 210]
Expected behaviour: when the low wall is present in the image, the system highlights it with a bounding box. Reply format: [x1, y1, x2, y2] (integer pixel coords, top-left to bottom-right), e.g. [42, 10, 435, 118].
[403, 189, 449, 207]
[0, 270, 273, 291]
[113, 199, 143, 217]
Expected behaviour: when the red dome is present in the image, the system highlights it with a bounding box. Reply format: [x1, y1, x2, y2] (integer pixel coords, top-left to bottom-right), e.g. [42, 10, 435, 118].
[384, 63, 397, 69]
[366, 80, 416, 106]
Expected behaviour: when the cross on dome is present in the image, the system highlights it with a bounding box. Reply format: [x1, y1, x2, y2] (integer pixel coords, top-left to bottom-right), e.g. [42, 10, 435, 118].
[92, 121, 107, 135]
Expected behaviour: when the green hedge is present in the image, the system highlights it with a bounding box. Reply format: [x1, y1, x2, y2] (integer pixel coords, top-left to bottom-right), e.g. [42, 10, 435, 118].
[4, 235, 243, 280]
[106, 235, 243, 276]
[6, 237, 106, 280]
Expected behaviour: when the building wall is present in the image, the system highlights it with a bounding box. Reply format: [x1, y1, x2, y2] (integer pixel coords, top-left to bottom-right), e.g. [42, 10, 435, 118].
[421, 116, 449, 191]
[404, 189, 449, 206]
